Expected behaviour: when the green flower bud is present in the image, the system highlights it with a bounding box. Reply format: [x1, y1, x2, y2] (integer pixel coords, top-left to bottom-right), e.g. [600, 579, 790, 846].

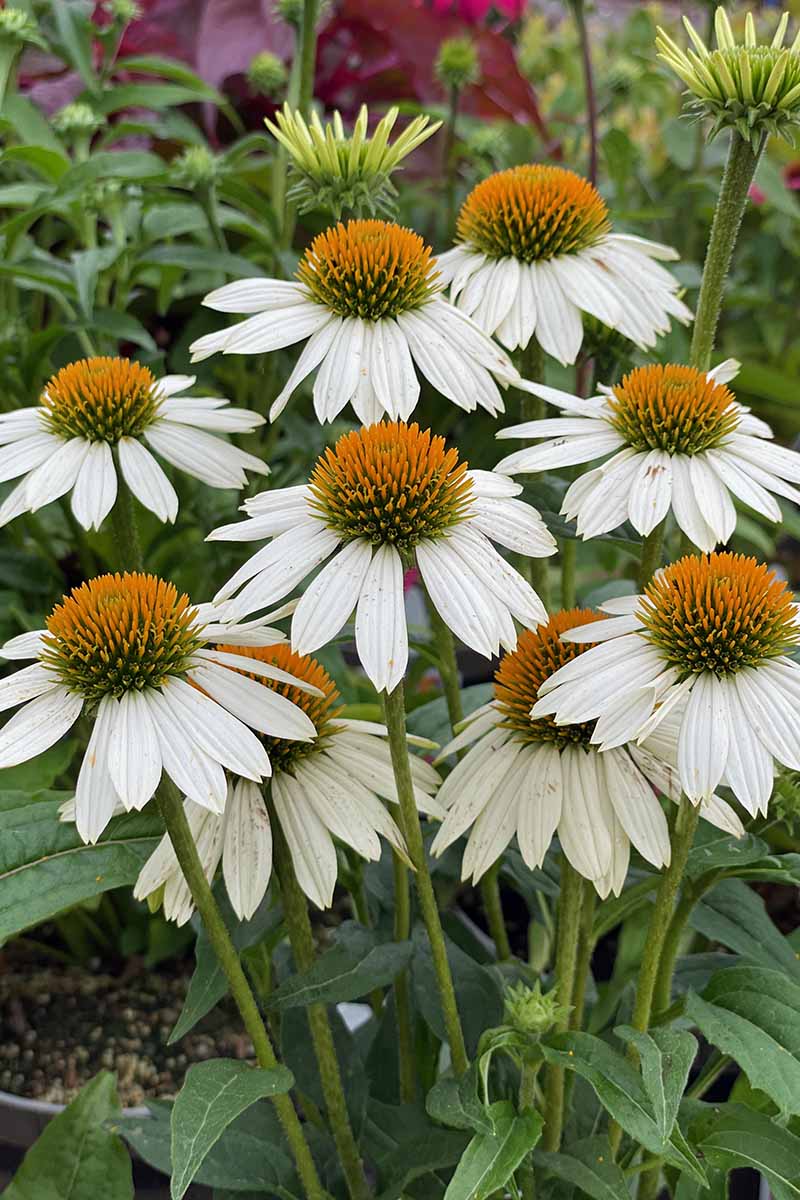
[771, 766, 800, 835]
[170, 145, 219, 189]
[504, 980, 571, 1039]
[0, 6, 45, 49]
[275, 0, 304, 26]
[247, 51, 288, 98]
[107, 0, 141, 23]
[435, 37, 480, 92]
[52, 102, 104, 136]
[656, 7, 800, 148]
[265, 102, 441, 219]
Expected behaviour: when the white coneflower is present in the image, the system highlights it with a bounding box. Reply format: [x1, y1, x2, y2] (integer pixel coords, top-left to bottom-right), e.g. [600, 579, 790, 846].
[435, 165, 691, 365]
[495, 361, 800, 550]
[0, 574, 318, 843]
[134, 644, 443, 917]
[431, 611, 742, 898]
[208, 420, 555, 693]
[535, 552, 800, 815]
[188, 219, 540, 423]
[0, 357, 267, 530]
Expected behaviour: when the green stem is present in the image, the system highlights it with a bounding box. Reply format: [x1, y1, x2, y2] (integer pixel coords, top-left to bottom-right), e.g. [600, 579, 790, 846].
[383, 682, 469, 1075]
[689, 131, 763, 372]
[110, 467, 144, 572]
[636, 520, 666, 592]
[518, 337, 545, 422]
[518, 1061, 541, 1200]
[198, 185, 228, 251]
[560, 539, 577, 609]
[686, 1049, 730, 1100]
[271, 812, 372, 1200]
[572, 0, 598, 185]
[58, 500, 98, 579]
[570, 880, 596, 1031]
[651, 870, 722, 1018]
[443, 84, 460, 239]
[345, 851, 383, 1018]
[542, 857, 583, 1151]
[482, 859, 512, 961]
[608, 800, 701, 1157]
[392, 849, 417, 1103]
[280, 0, 319, 250]
[155, 783, 324, 1200]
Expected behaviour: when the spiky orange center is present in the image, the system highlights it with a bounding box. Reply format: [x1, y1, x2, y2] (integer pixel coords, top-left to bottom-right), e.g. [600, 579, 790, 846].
[607, 364, 739, 454]
[456, 165, 610, 262]
[640, 552, 800, 676]
[217, 642, 342, 772]
[42, 357, 160, 443]
[309, 420, 473, 553]
[495, 608, 606, 748]
[296, 219, 439, 319]
[43, 573, 200, 700]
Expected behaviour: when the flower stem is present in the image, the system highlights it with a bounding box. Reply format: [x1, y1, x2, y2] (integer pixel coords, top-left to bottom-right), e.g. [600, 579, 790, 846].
[572, 0, 598, 185]
[651, 869, 721, 1018]
[392, 848, 417, 1103]
[569, 879, 596, 1030]
[518, 336, 545, 422]
[383, 681, 469, 1075]
[542, 857, 583, 1151]
[560, 539, 577, 609]
[636, 519, 666, 591]
[689, 131, 764, 372]
[279, 0, 319, 251]
[155, 782, 325, 1200]
[518, 1061, 541, 1200]
[443, 84, 461, 239]
[110, 467, 144, 573]
[608, 799, 701, 1156]
[425, 591, 512, 961]
[270, 813, 372, 1200]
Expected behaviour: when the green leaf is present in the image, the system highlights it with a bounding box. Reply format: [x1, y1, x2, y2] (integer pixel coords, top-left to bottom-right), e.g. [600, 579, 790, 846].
[0, 801, 162, 943]
[443, 1101, 543, 1200]
[0, 94, 67, 153]
[169, 895, 282, 1043]
[366, 1102, 469, 1200]
[534, 1137, 629, 1200]
[592, 875, 660, 940]
[684, 829, 769, 879]
[412, 924, 503, 1057]
[138, 245, 257, 277]
[689, 879, 800, 978]
[170, 1059, 294, 1200]
[268, 922, 413, 1010]
[689, 1102, 800, 1200]
[406, 684, 493, 748]
[89, 309, 157, 352]
[685, 967, 800, 1117]
[2, 145, 70, 183]
[5, 1071, 132, 1199]
[70, 246, 120, 318]
[614, 1026, 696, 1140]
[541, 1032, 706, 1182]
[93, 82, 223, 114]
[426, 1063, 494, 1136]
[49, 0, 97, 92]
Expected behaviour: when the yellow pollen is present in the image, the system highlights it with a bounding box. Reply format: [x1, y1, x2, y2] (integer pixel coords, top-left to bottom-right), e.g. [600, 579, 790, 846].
[44, 573, 200, 701]
[41, 357, 160, 443]
[607, 364, 739, 455]
[495, 608, 606, 748]
[296, 219, 439, 319]
[309, 420, 473, 553]
[457, 165, 610, 262]
[640, 552, 800, 677]
[217, 643, 341, 773]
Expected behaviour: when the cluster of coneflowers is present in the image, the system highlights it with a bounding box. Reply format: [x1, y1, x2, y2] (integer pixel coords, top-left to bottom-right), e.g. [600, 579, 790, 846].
[2, 5, 800, 1188]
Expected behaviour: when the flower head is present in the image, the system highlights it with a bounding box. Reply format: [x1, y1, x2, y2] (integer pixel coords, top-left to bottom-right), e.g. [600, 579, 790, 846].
[247, 51, 288, 98]
[504, 980, 570, 1038]
[436, 165, 691, 364]
[0, 357, 267, 531]
[134, 644, 443, 917]
[535, 553, 800, 815]
[495, 359, 800, 550]
[189, 220, 539, 424]
[265, 103, 441, 220]
[170, 146, 219, 189]
[52, 102, 104, 137]
[0, 574, 318, 843]
[209, 420, 555, 694]
[435, 37, 480, 92]
[656, 8, 800, 147]
[431, 609, 743, 894]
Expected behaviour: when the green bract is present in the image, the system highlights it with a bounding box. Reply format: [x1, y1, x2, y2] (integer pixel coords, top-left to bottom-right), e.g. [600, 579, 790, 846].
[656, 7, 800, 147]
[265, 102, 442, 219]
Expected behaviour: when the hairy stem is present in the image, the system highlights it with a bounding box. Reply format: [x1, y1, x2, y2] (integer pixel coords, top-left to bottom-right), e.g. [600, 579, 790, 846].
[542, 857, 583, 1151]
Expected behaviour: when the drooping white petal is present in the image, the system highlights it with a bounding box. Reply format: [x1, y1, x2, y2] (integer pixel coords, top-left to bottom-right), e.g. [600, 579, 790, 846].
[528, 259, 584, 365]
[0, 662, 59, 713]
[431, 736, 522, 855]
[470, 496, 556, 557]
[272, 771, 338, 908]
[462, 751, 526, 883]
[721, 680, 775, 816]
[217, 522, 340, 616]
[0, 432, 63, 482]
[628, 450, 673, 537]
[159, 675, 271, 780]
[292, 538, 373, 654]
[189, 302, 332, 361]
[355, 543, 408, 694]
[669, 454, 717, 552]
[223, 779, 272, 920]
[70, 440, 118, 531]
[515, 743, 563, 870]
[117, 437, 179, 523]
[444, 523, 548, 628]
[0, 686, 82, 768]
[688, 454, 736, 544]
[106, 688, 163, 810]
[558, 745, 612, 880]
[74, 696, 119, 844]
[293, 759, 382, 861]
[313, 317, 365, 422]
[25, 437, 90, 512]
[678, 673, 730, 800]
[601, 747, 670, 867]
[269, 317, 343, 421]
[734, 665, 800, 771]
[143, 688, 228, 813]
[416, 537, 507, 658]
[202, 278, 308, 313]
[187, 659, 315, 743]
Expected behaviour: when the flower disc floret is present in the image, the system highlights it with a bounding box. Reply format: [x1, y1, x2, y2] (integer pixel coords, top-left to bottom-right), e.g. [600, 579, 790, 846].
[296, 220, 439, 319]
[456, 166, 611, 263]
[43, 573, 201, 701]
[42, 357, 159, 443]
[607, 364, 739, 455]
[640, 552, 800, 677]
[308, 420, 474, 552]
[495, 609, 606, 748]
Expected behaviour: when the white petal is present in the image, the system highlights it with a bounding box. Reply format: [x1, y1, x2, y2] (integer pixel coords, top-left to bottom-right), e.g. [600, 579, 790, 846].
[219, 523, 339, 616]
[355, 543, 408, 694]
[734, 666, 800, 771]
[159, 675, 271, 781]
[118, 437, 179, 523]
[272, 772, 337, 909]
[416, 538, 508, 658]
[223, 779, 272, 920]
[202, 278, 308, 312]
[558, 746, 612, 880]
[688, 455, 736, 543]
[722, 680, 774, 816]
[445, 524, 548, 628]
[270, 318, 343, 421]
[25, 437, 90, 512]
[0, 630, 46, 660]
[70, 441, 118, 531]
[0, 662, 58, 713]
[670, 454, 717, 552]
[462, 750, 525, 883]
[144, 689, 228, 812]
[0, 686, 82, 768]
[146, 423, 267, 489]
[678, 673, 730, 800]
[292, 538, 373, 654]
[703, 448, 782, 524]
[0, 432, 62, 482]
[188, 659, 315, 742]
[628, 450, 673, 537]
[601, 747, 670, 867]
[432, 736, 522, 854]
[528, 260, 584, 366]
[106, 689, 162, 810]
[313, 318, 365, 422]
[470, 496, 556, 558]
[516, 743, 563, 870]
[190, 303, 331, 361]
[293, 759, 381, 861]
[74, 696, 119, 844]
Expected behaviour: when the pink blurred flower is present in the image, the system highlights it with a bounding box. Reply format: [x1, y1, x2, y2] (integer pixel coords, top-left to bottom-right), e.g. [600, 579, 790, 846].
[428, 0, 527, 22]
[784, 162, 800, 191]
[403, 566, 421, 593]
[748, 182, 766, 205]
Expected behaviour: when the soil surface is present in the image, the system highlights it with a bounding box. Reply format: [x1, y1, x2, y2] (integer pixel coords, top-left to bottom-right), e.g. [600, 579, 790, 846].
[0, 959, 254, 1107]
